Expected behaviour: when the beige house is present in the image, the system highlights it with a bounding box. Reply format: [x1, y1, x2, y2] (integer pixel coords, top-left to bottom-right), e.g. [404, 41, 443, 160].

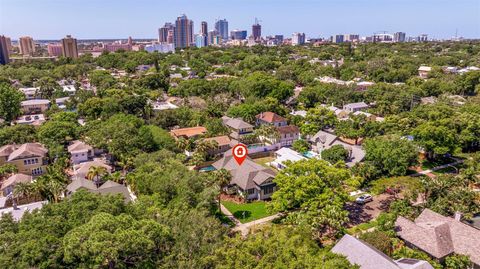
[221, 116, 254, 140]
[0, 143, 48, 176]
[203, 135, 232, 156]
[21, 99, 50, 115]
[418, 66, 432, 79]
[170, 126, 207, 140]
[1, 173, 32, 196]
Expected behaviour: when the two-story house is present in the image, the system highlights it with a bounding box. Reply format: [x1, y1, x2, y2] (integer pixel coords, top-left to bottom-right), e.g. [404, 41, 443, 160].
[221, 116, 254, 140]
[21, 99, 51, 115]
[255, 112, 288, 127]
[0, 143, 48, 176]
[68, 140, 94, 164]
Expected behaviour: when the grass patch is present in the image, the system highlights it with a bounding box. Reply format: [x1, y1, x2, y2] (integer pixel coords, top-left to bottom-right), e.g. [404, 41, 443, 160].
[421, 157, 454, 170]
[346, 220, 378, 235]
[253, 156, 275, 169]
[222, 201, 274, 223]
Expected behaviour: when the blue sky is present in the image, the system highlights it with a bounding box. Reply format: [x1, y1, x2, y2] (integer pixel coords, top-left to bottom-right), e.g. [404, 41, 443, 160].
[1, 0, 479, 39]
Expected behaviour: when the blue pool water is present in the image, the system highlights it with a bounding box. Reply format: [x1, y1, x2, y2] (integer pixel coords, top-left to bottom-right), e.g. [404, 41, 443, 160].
[303, 151, 318, 158]
[199, 165, 216, 172]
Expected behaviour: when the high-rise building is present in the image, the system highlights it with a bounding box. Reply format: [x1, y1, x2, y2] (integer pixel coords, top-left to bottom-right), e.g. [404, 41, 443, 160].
[275, 35, 284, 44]
[174, 14, 194, 49]
[393, 32, 406, 42]
[252, 19, 261, 40]
[200, 21, 208, 45]
[334, 34, 344, 43]
[418, 34, 428, 42]
[47, 43, 63, 57]
[159, 23, 175, 43]
[5, 37, 12, 54]
[292, 32, 306, 45]
[19, 36, 35, 55]
[61, 35, 78, 59]
[344, 34, 359, 42]
[127, 36, 133, 46]
[230, 29, 248, 40]
[0, 35, 10, 65]
[195, 35, 207, 48]
[214, 19, 229, 41]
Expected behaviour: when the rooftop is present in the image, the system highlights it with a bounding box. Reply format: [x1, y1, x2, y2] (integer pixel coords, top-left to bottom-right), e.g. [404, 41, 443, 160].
[256, 112, 287, 123]
[170, 126, 207, 138]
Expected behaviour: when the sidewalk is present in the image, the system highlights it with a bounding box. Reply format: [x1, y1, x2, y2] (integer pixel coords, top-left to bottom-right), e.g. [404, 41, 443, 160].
[409, 159, 463, 177]
[219, 202, 281, 237]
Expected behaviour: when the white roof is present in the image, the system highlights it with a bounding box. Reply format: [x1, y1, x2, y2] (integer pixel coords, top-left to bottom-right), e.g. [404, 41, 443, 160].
[21, 99, 50, 106]
[62, 85, 76, 92]
[0, 201, 47, 221]
[15, 114, 46, 125]
[290, 110, 307, 117]
[274, 147, 307, 165]
[418, 66, 432, 71]
[152, 101, 178, 110]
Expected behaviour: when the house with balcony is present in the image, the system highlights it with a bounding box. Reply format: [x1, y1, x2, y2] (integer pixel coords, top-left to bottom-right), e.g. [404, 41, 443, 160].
[0, 143, 48, 176]
[20, 99, 50, 115]
[221, 116, 254, 140]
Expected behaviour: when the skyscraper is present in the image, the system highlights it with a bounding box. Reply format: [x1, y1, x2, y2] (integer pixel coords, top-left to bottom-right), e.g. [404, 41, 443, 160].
[61, 35, 78, 59]
[393, 32, 406, 42]
[214, 19, 229, 41]
[174, 14, 194, 49]
[19, 36, 35, 55]
[292, 33, 306, 45]
[252, 19, 261, 40]
[334, 34, 344, 43]
[47, 43, 63, 57]
[159, 23, 175, 43]
[230, 30, 248, 40]
[0, 35, 10, 65]
[200, 21, 208, 46]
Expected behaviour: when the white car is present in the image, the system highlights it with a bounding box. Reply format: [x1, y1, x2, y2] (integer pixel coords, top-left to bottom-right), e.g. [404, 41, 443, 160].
[355, 194, 373, 204]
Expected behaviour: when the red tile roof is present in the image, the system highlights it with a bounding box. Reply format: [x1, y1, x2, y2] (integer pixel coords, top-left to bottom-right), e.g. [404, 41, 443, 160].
[256, 112, 287, 123]
[277, 125, 299, 134]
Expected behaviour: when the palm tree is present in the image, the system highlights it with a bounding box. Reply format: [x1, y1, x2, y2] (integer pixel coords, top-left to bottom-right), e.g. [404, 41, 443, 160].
[212, 169, 232, 213]
[176, 137, 189, 152]
[87, 166, 108, 187]
[110, 172, 123, 184]
[255, 125, 280, 145]
[195, 140, 218, 159]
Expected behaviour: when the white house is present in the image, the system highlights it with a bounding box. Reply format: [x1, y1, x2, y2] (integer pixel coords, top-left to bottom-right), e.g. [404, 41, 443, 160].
[67, 140, 94, 164]
[271, 148, 307, 169]
[343, 102, 369, 113]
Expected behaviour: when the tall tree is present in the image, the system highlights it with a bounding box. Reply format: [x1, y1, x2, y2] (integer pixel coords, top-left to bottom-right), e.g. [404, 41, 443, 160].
[0, 83, 24, 122]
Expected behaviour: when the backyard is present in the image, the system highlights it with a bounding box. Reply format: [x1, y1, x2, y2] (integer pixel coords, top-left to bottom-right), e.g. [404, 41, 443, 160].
[222, 200, 274, 223]
[253, 156, 276, 169]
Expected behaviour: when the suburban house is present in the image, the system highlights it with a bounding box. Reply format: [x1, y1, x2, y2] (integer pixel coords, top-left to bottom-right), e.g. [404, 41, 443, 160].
[276, 125, 300, 147]
[66, 178, 134, 202]
[212, 151, 277, 201]
[55, 97, 70, 110]
[21, 99, 50, 115]
[72, 159, 112, 180]
[151, 101, 179, 111]
[170, 126, 207, 140]
[309, 130, 365, 167]
[62, 85, 76, 95]
[15, 114, 46, 126]
[395, 209, 480, 268]
[203, 135, 232, 156]
[0, 143, 48, 176]
[343, 102, 369, 113]
[418, 66, 432, 79]
[271, 147, 306, 169]
[221, 116, 254, 140]
[68, 140, 94, 164]
[1, 173, 32, 196]
[255, 112, 288, 127]
[19, 87, 39, 100]
[352, 111, 384, 122]
[332, 234, 434, 269]
[322, 105, 350, 119]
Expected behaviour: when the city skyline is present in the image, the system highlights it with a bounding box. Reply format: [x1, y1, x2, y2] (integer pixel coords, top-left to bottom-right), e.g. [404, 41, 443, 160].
[1, 0, 479, 40]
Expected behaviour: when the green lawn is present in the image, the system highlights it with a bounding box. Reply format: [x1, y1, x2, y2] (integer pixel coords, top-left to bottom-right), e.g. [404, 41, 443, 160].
[222, 201, 274, 223]
[253, 156, 275, 169]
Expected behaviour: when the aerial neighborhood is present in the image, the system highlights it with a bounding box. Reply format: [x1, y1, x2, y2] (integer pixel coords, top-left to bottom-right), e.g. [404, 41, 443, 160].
[0, 7, 479, 269]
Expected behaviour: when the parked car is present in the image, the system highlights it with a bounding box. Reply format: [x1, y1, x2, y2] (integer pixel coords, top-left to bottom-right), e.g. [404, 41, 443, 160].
[355, 194, 373, 204]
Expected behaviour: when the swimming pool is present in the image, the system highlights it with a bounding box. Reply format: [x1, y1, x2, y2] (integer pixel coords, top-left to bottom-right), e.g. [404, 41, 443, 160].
[303, 151, 318, 159]
[198, 165, 216, 172]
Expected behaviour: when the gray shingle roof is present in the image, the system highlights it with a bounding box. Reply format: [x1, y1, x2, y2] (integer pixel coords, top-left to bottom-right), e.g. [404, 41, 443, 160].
[332, 234, 402, 269]
[395, 209, 480, 266]
[212, 151, 276, 190]
[222, 116, 253, 130]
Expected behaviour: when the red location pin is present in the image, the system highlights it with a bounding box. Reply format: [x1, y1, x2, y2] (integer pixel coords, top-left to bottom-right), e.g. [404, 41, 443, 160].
[232, 144, 248, 166]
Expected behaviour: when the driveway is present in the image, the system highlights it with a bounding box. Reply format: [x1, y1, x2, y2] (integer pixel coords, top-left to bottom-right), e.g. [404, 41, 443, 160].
[345, 193, 396, 227]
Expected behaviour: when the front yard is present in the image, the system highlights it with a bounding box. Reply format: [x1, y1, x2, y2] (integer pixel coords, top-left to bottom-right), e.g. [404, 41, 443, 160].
[222, 201, 274, 223]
